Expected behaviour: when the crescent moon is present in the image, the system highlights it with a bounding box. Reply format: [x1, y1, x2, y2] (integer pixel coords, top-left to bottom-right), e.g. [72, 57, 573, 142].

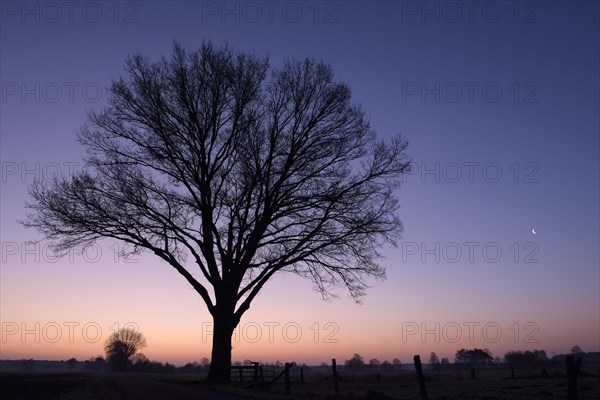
[532, 229, 536, 234]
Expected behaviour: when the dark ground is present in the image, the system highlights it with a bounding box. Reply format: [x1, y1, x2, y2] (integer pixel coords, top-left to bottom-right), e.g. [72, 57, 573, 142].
[0, 372, 249, 400]
[1, 370, 599, 400]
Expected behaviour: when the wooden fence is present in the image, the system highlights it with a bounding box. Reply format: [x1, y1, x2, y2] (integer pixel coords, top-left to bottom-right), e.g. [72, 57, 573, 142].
[231, 355, 599, 398]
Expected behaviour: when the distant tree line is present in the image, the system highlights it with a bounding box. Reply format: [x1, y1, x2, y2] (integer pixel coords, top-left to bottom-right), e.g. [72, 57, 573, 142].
[4, 344, 594, 374]
[332, 345, 594, 372]
[0, 356, 212, 373]
[343, 353, 403, 371]
[504, 349, 548, 367]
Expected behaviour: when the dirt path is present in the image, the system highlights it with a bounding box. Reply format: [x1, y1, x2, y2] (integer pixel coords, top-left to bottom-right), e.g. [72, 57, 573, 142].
[110, 374, 250, 400]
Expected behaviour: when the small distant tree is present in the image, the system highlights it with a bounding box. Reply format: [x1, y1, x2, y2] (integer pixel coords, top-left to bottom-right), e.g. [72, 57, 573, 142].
[85, 356, 105, 372]
[66, 357, 78, 371]
[392, 358, 402, 370]
[201, 357, 210, 371]
[429, 352, 439, 365]
[105, 327, 147, 371]
[345, 353, 365, 370]
[380, 360, 393, 371]
[131, 353, 156, 372]
[441, 357, 449, 367]
[571, 345, 583, 355]
[180, 362, 200, 373]
[369, 358, 381, 370]
[534, 350, 547, 359]
[429, 352, 440, 370]
[455, 348, 493, 366]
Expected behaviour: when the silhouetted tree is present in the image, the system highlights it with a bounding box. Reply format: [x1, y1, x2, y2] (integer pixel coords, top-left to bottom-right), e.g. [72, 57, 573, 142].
[380, 360, 393, 371]
[105, 327, 147, 371]
[180, 362, 201, 373]
[346, 353, 365, 370]
[23, 41, 411, 382]
[200, 357, 210, 372]
[571, 345, 583, 355]
[429, 352, 439, 365]
[533, 349, 548, 363]
[85, 356, 105, 372]
[66, 357, 77, 371]
[429, 352, 440, 370]
[455, 348, 493, 366]
[392, 358, 402, 370]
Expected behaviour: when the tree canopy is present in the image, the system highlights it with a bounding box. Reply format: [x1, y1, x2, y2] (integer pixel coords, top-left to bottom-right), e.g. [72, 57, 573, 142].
[23, 41, 411, 382]
[105, 327, 147, 371]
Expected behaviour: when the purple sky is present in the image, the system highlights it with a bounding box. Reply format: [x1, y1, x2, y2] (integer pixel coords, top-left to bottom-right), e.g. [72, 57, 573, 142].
[1, 1, 598, 365]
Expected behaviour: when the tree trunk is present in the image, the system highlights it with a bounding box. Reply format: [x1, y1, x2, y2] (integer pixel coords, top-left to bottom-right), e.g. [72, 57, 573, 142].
[206, 304, 238, 383]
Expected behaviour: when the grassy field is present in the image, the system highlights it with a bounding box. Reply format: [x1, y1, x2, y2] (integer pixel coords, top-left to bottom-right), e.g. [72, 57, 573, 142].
[1, 368, 598, 400]
[0, 373, 122, 400]
[153, 367, 600, 400]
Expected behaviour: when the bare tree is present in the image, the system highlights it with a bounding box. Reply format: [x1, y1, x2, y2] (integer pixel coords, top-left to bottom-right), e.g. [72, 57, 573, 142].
[570, 345, 583, 355]
[346, 353, 366, 370]
[23, 41, 411, 382]
[429, 352, 440, 365]
[105, 327, 147, 371]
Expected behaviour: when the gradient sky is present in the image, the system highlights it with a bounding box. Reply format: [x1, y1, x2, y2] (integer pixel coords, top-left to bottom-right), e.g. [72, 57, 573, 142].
[1, 1, 598, 366]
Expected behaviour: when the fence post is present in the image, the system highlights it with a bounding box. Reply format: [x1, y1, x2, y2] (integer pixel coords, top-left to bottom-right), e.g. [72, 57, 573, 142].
[414, 355, 428, 400]
[471, 367, 475, 380]
[284, 362, 291, 394]
[332, 358, 340, 395]
[253, 362, 259, 382]
[300, 367, 304, 383]
[566, 355, 581, 400]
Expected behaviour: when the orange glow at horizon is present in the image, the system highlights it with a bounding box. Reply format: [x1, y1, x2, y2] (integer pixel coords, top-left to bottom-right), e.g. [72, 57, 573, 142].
[2, 312, 598, 366]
